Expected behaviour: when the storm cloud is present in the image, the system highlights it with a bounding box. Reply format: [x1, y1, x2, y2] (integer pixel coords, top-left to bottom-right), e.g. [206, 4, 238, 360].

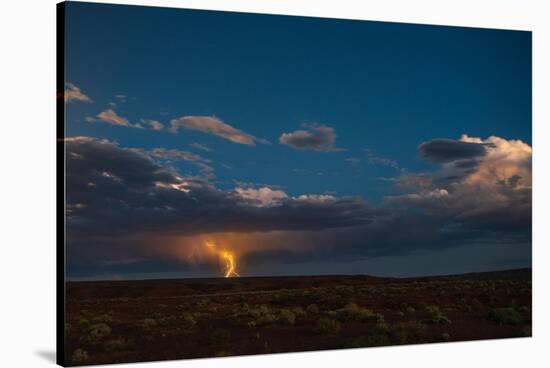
[64, 134, 531, 278]
[419, 138, 489, 163]
[65, 137, 379, 237]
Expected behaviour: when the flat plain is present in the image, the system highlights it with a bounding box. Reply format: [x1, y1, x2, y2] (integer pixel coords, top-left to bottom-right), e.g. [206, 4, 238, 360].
[64, 269, 532, 366]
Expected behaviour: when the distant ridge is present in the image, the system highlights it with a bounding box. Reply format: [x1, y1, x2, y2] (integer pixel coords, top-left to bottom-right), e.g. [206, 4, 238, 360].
[67, 267, 531, 285]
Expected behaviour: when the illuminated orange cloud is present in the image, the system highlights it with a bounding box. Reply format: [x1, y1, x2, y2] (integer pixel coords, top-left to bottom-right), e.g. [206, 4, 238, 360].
[460, 134, 532, 189]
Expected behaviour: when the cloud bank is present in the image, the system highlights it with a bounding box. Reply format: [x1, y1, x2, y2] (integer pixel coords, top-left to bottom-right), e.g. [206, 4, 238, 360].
[64, 134, 531, 278]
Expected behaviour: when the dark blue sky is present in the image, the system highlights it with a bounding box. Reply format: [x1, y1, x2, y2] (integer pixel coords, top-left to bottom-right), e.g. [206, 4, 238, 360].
[63, 2, 531, 279]
[65, 2, 531, 202]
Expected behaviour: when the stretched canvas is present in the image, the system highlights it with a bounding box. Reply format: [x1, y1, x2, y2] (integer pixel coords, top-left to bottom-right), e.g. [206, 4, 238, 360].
[57, 1, 532, 366]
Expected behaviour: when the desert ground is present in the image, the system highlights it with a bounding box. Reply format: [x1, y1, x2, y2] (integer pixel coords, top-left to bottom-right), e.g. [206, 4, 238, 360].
[64, 269, 531, 366]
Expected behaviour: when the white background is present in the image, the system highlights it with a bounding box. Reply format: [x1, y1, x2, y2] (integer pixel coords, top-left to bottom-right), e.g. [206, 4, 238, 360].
[0, 0, 548, 367]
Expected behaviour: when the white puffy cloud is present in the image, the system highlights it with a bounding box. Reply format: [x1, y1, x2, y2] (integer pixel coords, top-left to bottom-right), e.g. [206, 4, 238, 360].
[279, 124, 343, 152]
[459, 134, 532, 189]
[87, 110, 168, 131]
[234, 187, 339, 207]
[86, 109, 140, 128]
[64, 83, 92, 103]
[235, 187, 289, 207]
[294, 194, 336, 203]
[142, 119, 164, 131]
[389, 188, 449, 203]
[170, 116, 269, 146]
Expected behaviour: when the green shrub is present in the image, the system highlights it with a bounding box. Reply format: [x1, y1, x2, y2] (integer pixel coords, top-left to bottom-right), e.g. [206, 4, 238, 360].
[422, 305, 451, 324]
[272, 292, 292, 305]
[332, 302, 383, 322]
[71, 348, 88, 363]
[435, 316, 451, 324]
[279, 309, 296, 325]
[291, 306, 306, 317]
[234, 304, 282, 326]
[391, 322, 426, 344]
[88, 323, 111, 341]
[92, 313, 113, 323]
[104, 338, 129, 352]
[247, 307, 262, 319]
[152, 312, 164, 319]
[257, 313, 278, 326]
[141, 318, 158, 328]
[243, 305, 278, 326]
[314, 318, 341, 334]
[78, 318, 90, 332]
[180, 313, 197, 329]
[306, 304, 319, 314]
[158, 315, 177, 327]
[488, 308, 521, 325]
[245, 305, 270, 319]
[196, 298, 210, 307]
